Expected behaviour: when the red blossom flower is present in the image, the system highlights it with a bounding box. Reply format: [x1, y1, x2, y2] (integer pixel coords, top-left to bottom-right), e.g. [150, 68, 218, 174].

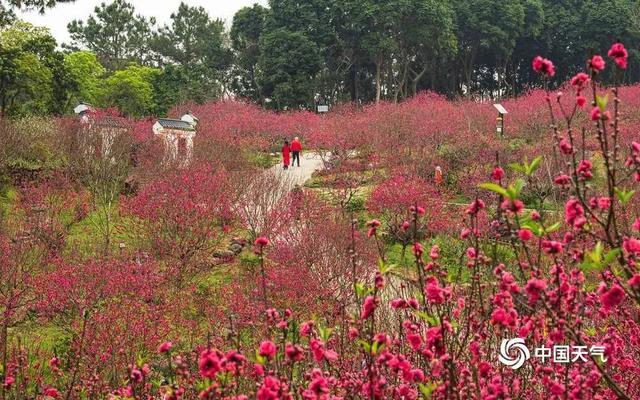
[542, 240, 563, 254]
[554, 174, 571, 186]
[532, 56, 555, 77]
[255, 237, 269, 247]
[570, 72, 590, 88]
[559, 138, 573, 155]
[43, 387, 59, 399]
[628, 274, 640, 289]
[565, 198, 586, 229]
[608, 43, 628, 69]
[623, 237, 640, 255]
[466, 198, 485, 215]
[199, 349, 223, 379]
[360, 295, 378, 320]
[258, 341, 276, 359]
[589, 55, 606, 72]
[491, 167, 505, 182]
[158, 342, 173, 354]
[284, 343, 304, 362]
[518, 229, 533, 241]
[600, 284, 625, 309]
[525, 278, 547, 304]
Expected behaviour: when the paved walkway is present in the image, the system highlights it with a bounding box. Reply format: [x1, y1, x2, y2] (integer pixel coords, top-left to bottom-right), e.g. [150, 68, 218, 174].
[269, 152, 325, 191]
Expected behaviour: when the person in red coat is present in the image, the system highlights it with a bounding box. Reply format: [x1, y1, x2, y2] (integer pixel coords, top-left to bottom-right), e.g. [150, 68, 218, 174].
[291, 136, 302, 167]
[282, 140, 291, 169]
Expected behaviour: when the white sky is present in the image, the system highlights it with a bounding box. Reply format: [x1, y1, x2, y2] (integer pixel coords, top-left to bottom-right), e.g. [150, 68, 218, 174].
[17, 0, 269, 46]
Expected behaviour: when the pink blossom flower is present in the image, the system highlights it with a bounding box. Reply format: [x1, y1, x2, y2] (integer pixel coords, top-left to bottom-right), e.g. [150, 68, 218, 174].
[525, 278, 547, 304]
[284, 343, 304, 362]
[43, 387, 59, 399]
[361, 295, 378, 319]
[158, 341, 172, 354]
[466, 199, 485, 215]
[623, 237, 640, 255]
[501, 199, 524, 214]
[199, 349, 223, 379]
[130, 367, 143, 383]
[532, 56, 555, 77]
[565, 198, 586, 229]
[466, 247, 477, 259]
[491, 307, 516, 327]
[299, 321, 314, 336]
[406, 333, 422, 350]
[518, 229, 533, 241]
[491, 167, 505, 181]
[390, 298, 407, 309]
[559, 138, 573, 155]
[366, 219, 381, 228]
[429, 245, 440, 260]
[253, 363, 264, 377]
[589, 55, 606, 72]
[577, 160, 593, 180]
[576, 95, 586, 107]
[628, 274, 640, 289]
[554, 174, 571, 186]
[258, 340, 276, 359]
[597, 197, 611, 210]
[425, 278, 450, 304]
[542, 240, 563, 254]
[608, 43, 628, 69]
[255, 236, 269, 247]
[570, 72, 590, 88]
[4, 375, 15, 388]
[407, 298, 419, 309]
[413, 242, 424, 257]
[600, 284, 625, 309]
[348, 327, 359, 339]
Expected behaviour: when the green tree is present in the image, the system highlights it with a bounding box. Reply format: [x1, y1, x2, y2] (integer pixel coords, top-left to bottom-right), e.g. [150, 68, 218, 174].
[64, 51, 106, 106]
[100, 65, 159, 117]
[230, 3, 269, 102]
[67, 0, 155, 70]
[257, 28, 321, 110]
[150, 2, 231, 103]
[0, 20, 57, 116]
[1, 0, 75, 27]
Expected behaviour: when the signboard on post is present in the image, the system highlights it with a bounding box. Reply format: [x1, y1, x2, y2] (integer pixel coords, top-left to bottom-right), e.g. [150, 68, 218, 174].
[493, 104, 507, 138]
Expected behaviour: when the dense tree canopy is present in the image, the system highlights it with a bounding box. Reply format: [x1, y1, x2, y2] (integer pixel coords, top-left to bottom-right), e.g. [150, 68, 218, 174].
[1, 0, 639, 114]
[66, 0, 155, 70]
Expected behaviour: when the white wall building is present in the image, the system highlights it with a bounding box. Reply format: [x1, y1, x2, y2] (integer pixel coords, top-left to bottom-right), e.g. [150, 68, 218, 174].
[152, 113, 198, 166]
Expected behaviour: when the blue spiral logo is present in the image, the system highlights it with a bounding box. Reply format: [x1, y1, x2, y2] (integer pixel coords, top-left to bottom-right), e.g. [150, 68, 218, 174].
[498, 338, 530, 370]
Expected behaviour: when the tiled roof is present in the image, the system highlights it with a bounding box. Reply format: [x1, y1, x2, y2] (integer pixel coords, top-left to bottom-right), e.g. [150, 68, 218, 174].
[156, 118, 195, 131]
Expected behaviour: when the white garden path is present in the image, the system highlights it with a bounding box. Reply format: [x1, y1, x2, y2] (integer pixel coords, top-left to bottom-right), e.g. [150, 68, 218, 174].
[267, 151, 325, 193]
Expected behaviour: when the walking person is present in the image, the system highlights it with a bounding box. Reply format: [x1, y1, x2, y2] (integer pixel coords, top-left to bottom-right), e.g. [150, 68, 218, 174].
[435, 166, 443, 186]
[291, 136, 302, 167]
[282, 140, 291, 169]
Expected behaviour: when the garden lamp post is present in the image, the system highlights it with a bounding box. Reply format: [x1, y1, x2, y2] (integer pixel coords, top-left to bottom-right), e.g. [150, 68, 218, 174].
[493, 103, 508, 138]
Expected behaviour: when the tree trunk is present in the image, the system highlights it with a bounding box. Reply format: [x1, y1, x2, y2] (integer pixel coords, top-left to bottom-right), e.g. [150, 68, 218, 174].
[375, 55, 382, 103]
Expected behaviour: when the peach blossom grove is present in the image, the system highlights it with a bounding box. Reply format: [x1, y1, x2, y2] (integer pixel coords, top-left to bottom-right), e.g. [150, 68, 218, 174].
[2, 42, 640, 400]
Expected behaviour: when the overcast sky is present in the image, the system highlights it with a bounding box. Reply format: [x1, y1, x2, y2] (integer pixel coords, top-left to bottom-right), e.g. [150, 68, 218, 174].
[17, 0, 269, 46]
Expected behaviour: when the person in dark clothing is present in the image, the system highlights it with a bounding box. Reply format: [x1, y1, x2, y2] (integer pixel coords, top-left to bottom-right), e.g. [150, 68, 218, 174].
[291, 136, 302, 167]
